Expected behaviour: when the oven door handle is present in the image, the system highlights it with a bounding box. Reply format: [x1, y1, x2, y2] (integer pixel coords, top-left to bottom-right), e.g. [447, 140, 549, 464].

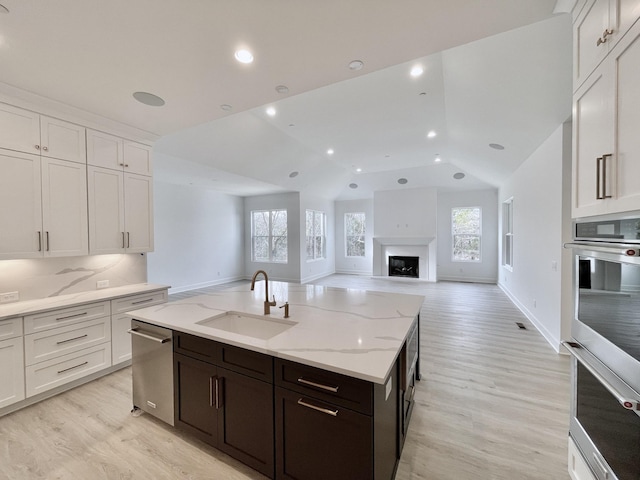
[562, 341, 640, 416]
[563, 241, 640, 257]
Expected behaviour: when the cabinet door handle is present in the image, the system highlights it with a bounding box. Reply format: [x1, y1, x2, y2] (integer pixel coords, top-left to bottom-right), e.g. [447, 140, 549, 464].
[56, 334, 88, 345]
[127, 232, 130, 248]
[131, 298, 154, 305]
[297, 398, 338, 417]
[297, 376, 339, 393]
[210, 377, 222, 409]
[46, 231, 50, 251]
[596, 28, 614, 46]
[56, 312, 87, 321]
[596, 156, 603, 199]
[602, 153, 613, 199]
[35, 144, 40, 150]
[42, 146, 48, 151]
[37, 231, 42, 252]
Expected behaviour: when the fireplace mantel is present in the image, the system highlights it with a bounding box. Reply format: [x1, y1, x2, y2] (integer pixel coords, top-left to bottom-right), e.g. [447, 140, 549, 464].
[372, 237, 436, 281]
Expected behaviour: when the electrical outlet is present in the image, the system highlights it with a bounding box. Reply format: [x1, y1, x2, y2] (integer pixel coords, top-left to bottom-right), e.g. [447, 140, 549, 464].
[96, 280, 110, 289]
[0, 291, 19, 303]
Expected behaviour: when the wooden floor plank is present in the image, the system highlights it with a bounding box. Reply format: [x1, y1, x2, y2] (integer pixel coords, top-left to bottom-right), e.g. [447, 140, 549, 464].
[0, 276, 570, 479]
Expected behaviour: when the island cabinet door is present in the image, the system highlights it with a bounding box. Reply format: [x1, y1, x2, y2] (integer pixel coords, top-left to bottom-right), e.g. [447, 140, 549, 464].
[173, 353, 218, 445]
[275, 386, 373, 480]
[216, 367, 275, 478]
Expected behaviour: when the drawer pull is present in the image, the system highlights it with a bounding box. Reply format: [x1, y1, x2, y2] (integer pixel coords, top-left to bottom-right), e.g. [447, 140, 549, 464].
[57, 361, 88, 375]
[56, 312, 88, 321]
[297, 376, 339, 393]
[297, 398, 338, 417]
[131, 298, 154, 305]
[56, 334, 88, 345]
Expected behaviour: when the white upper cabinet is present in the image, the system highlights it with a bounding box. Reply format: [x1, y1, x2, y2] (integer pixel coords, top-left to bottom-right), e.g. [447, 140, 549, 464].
[87, 129, 152, 176]
[574, 0, 640, 90]
[0, 151, 88, 259]
[0, 103, 86, 163]
[87, 167, 154, 254]
[0, 151, 43, 259]
[573, 16, 640, 217]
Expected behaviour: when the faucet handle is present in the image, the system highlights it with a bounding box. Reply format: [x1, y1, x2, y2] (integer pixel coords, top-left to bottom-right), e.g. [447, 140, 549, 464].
[269, 295, 277, 306]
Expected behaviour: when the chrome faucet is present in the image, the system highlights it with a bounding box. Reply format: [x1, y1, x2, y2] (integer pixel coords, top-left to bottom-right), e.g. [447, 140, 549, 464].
[250, 269, 276, 315]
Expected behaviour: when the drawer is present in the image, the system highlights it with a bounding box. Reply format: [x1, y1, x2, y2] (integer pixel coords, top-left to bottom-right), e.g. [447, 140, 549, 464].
[275, 359, 373, 415]
[24, 317, 111, 366]
[25, 343, 112, 397]
[24, 301, 111, 334]
[112, 290, 168, 314]
[173, 331, 216, 363]
[0, 317, 23, 341]
[217, 342, 273, 382]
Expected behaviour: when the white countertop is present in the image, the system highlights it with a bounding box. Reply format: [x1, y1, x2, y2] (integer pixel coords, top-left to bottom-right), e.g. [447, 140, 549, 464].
[0, 283, 169, 321]
[128, 281, 424, 384]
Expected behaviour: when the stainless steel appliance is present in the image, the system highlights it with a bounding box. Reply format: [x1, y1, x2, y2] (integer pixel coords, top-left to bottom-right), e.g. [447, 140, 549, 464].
[129, 320, 174, 426]
[564, 214, 640, 480]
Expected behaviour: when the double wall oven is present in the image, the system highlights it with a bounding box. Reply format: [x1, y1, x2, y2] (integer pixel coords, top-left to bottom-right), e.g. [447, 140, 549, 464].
[565, 215, 640, 480]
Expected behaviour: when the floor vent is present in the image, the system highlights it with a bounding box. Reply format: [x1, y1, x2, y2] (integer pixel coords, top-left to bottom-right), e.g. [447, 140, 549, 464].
[516, 322, 527, 330]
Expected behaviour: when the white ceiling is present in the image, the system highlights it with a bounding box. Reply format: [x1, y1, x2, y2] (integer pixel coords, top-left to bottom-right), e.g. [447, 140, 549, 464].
[0, 1, 572, 200]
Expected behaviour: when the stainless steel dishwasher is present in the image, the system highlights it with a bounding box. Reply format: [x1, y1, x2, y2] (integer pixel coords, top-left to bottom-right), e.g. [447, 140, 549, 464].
[129, 319, 174, 426]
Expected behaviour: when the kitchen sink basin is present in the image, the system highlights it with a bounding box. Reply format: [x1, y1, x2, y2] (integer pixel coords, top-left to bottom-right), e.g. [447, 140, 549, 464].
[196, 311, 296, 340]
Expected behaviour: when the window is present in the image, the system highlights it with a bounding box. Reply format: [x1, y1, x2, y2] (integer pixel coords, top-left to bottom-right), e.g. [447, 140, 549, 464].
[502, 198, 514, 270]
[251, 209, 288, 263]
[451, 207, 481, 262]
[345, 212, 366, 257]
[306, 210, 326, 261]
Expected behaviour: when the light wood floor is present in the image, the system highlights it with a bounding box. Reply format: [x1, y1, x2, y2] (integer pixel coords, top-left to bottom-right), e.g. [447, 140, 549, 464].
[0, 276, 571, 479]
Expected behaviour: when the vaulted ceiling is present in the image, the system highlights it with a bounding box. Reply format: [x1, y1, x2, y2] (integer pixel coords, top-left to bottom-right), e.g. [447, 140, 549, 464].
[0, 1, 572, 199]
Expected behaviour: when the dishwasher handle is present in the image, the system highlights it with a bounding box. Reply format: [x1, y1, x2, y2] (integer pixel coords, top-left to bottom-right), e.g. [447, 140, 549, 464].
[128, 328, 172, 344]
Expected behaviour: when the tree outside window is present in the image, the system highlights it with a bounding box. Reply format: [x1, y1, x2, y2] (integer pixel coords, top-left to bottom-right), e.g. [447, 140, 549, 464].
[252, 210, 288, 263]
[452, 207, 481, 262]
[345, 212, 365, 257]
[306, 210, 326, 261]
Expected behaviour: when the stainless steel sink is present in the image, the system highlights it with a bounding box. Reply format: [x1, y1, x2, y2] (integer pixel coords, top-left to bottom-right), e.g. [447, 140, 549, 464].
[196, 311, 296, 340]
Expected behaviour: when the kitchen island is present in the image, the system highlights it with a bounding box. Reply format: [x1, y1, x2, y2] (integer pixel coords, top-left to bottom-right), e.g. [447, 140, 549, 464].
[128, 281, 424, 480]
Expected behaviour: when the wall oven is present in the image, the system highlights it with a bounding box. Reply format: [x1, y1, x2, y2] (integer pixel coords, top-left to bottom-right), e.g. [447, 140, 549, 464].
[564, 215, 640, 480]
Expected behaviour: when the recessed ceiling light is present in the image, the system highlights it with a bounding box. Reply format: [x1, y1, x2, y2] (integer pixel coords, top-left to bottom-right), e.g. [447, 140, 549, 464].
[327, 149, 334, 155]
[288, 123, 295, 127]
[348, 60, 364, 71]
[132, 91, 165, 107]
[234, 49, 254, 64]
[489, 143, 505, 150]
[349, 183, 358, 189]
[289, 171, 299, 178]
[356, 168, 362, 173]
[275, 85, 289, 94]
[453, 172, 466, 180]
[398, 178, 408, 185]
[419, 92, 427, 96]
[0, 4, 8, 13]
[220, 104, 233, 111]
[266, 107, 276, 117]
[427, 131, 437, 139]
[434, 154, 441, 163]
[410, 66, 424, 77]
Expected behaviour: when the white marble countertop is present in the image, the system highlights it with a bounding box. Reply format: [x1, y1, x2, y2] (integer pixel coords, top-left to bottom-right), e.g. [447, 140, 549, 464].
[0, 283, 170, 321]
[128, 281, 424, 384]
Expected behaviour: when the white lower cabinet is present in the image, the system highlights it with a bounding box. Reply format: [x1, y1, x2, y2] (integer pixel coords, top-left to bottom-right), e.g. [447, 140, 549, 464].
[111, 290, 168, 365]
[568, 437, 596, 480]
[0, 336, 25, 409]
[25, 343, 111, 397]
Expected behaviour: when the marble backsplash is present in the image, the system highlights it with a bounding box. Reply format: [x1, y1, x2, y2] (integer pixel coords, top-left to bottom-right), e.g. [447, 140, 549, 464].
[0, 253, 147, 302]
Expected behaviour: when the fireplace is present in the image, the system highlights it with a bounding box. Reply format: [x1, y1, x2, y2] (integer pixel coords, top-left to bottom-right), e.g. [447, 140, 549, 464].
[389, 256, 419, 278]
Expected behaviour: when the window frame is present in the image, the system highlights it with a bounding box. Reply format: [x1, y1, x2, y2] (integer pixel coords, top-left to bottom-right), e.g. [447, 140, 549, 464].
[306, 209, 327, 262]
[251, 209, 288, 264]
[345, 212, 366, 258]
[502, 198, 514, 271]
[451, 206, 482, 263]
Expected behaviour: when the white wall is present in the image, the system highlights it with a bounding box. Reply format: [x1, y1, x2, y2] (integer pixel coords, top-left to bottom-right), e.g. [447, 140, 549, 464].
[334, 199, 374, 275]
[437, 189, 499, 283]
[244, 192, 301, 283]
[373, 188, 438, 237]
[498, 122, 573, 352]
[147, 181, 245, 292]
[300, 194, 336, 283]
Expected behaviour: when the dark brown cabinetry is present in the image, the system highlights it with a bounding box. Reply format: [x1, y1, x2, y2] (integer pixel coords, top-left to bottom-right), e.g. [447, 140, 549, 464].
[173, 332, 275, 478]
[274, 358, 399, 480]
